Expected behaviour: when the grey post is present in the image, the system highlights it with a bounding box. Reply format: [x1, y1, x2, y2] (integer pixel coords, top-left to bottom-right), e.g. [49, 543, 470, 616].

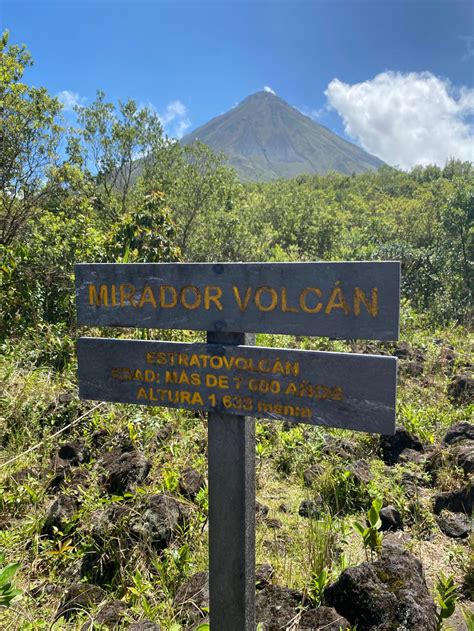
[207, 331, 256, 630]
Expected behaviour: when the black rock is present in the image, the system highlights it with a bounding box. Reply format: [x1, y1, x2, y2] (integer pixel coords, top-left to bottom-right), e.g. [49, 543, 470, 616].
[442, 421, 474, 445]
[90, 429, 110, 450]
[380, 505, 403, 532]
[54, 440, 90, 469]
[448, 374, 474, 404]
[380, 426, 423, 465]
[46, 467, 90, 495]
[128, 623, 161, 631]
[255, 584, 303, 629]
[394, 343, 425, 377]
[439, 346, 458, 372]
[397, 447, 428, 465]
[303, 464, 324, 487]
[264, 517, 282, 529]
[41, 494, 79, 537]
[175, 571, 209, 624]
[256, 562, 274, 589]
[155, 424, 173, 443]
[348, 459, 373, 484]
[324, 545, 437, 630]
[256, 501, 270, 519]
[179, 466, 205, 500]
[56, 583, 106, 621]
[452, 442, 474, 474]
[278, 503, 291, 513]
[80, 599, 129, 629]
[101, 450, 151, 495]
[109, 433, 135, 453]
[92, 503, 131, 541]
[322, 436, 358, 459]
[92, 494, 189, 557]
[299, 606, 350, 630]
[130, 494, 189, 550]
[434, 486, 473, 515]
[298, 498, 322, 518]
[393, 341, 425, 363]
[11, 467, 39, 484]
[78, 550, 118, 586]
[437, 511, 470, 539]
[402, 360, 425, 377]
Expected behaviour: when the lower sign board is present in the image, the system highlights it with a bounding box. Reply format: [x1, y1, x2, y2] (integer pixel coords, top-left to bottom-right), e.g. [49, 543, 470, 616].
[77, 337, 397, 434]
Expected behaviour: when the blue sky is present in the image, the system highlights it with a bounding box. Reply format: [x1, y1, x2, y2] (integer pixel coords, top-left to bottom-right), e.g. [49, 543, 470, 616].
[2, 0, 473, 167]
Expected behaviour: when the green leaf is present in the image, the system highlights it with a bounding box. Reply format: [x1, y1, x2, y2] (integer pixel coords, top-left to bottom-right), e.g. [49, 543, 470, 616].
[0, 562, 20, 587]
[353, 521, 366, 536]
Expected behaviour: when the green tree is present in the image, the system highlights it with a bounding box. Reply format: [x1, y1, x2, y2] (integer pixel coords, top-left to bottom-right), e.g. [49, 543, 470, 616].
[73, 91, 166, 220]
[0, 30, 63, 245]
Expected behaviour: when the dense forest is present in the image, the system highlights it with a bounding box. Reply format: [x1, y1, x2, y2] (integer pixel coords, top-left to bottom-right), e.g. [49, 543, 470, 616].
[1, 31, 473, 629]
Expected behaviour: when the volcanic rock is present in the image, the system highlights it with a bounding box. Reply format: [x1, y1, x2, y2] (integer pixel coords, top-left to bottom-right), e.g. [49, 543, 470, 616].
[56, 583, 106, 621]
[324, 545, 437, 630]
[175, 571, 209, 624]
[298, 606, 350, 630]
[442, 421, 474, 445]
[179, 466, 205, 500]
[100, 449, 151, 495]
[436, 511, 470, 539]
[255, 584, 303, 629]
[448, 374, 474, 404]
[41, 494, 79, 537]
[299, 498, 322, 518]
[380, 426, 423, 465]
[380, 505, 403, 532]
[434, 486, 473, 515]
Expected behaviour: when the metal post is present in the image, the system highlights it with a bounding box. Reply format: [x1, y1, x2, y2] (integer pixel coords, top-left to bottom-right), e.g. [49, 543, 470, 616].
[207, 331, 256, 631]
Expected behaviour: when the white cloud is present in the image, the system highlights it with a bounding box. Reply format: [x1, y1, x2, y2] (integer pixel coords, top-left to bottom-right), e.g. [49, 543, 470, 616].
[325, 71, 474, 169]
[298, 105, 327, 121]
[139, 99, 191, 139]
[263, 86, 276, 95]
[460, 35, 474, 61]
[57, 90, 86, 111]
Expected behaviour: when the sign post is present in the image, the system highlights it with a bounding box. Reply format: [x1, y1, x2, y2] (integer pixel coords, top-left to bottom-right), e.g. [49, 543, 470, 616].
[75, 261, 400, 629]
[207, 331, 255, 631]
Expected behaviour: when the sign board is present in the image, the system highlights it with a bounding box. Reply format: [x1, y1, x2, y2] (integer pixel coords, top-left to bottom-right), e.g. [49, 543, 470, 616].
[75, 260, 400, 631]
[75, 262, 400, 340]
[77, 337, 396, 434]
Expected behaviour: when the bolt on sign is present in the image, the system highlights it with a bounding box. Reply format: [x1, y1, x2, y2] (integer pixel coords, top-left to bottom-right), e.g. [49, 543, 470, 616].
[75, 261, 400, 631]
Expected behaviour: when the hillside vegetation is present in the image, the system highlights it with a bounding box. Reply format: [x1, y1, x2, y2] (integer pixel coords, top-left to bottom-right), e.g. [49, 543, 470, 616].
[0, 31, 473, 630]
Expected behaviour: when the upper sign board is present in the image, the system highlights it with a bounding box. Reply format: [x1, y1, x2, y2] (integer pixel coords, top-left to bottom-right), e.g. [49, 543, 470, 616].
[77, 337, 397, 434]
[75, 262, 400, 340]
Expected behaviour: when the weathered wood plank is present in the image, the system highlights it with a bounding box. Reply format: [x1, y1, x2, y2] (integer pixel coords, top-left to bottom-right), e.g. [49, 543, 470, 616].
[207, 332, 256, 631]
[75, 262, 400, 340]
[77, 337, 397, 434]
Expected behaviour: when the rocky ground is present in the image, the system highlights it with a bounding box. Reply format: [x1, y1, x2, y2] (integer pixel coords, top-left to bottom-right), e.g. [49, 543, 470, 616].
[0, 331, 472, 629]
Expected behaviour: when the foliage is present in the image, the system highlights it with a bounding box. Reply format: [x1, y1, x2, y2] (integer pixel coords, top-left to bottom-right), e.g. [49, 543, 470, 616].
[106, 190, 180, 262]
[73, 90, 167, 221]
[353, 498, 383, 561]
[435, 573, 458, 630]
[0, 30, 64, 246]
[0, 31, 473, 628]
[0, 552, 22, 607]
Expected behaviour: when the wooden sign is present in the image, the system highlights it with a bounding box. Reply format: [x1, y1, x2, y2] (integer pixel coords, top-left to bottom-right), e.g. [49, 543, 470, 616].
[75, 262, 400, 340]
[75, 260, 400, 631]
[77, 337, 396, 434]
